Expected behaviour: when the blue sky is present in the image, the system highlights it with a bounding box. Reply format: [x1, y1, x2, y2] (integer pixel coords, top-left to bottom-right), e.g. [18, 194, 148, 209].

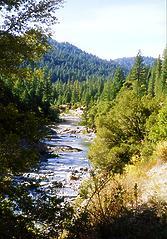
[53, 0, 166, 59]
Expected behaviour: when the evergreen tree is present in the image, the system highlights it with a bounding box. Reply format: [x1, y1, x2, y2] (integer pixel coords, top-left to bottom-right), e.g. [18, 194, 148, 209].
[127, 51, 148, 96]
[161, 48, 167, 95]
[148, 65, 156, 97]
[101, 79, 113, 101]
[154, 56, 162, 97]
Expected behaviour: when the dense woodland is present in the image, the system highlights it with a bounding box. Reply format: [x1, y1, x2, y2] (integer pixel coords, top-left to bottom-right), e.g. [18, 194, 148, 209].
[39, 39, 117, 82]
[39, 38, 155, 82]
[87, 50, 167, 170]
[0, 0, 167, 238]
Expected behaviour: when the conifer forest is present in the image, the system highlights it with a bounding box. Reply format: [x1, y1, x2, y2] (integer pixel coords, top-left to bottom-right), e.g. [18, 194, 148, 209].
[0, 1, 166, 238]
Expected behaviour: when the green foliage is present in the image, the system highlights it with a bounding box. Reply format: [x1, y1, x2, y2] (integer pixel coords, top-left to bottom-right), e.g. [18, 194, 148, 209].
[0, 2, 165, 237]
[126, 51, 149, 96]
[1, 0, 64, 34]
[148, 102, 167, 143]
[0, 31, 49, 77]
[72, 50, 167, 239]
[3, 69, 59, 120]
[154, 56, 162, 97]
[87, 49, 167, 173]
[52, 78, 104, 107]
[89, 91, 150, 172]
[161, 48, 167, 95]
[0, 1, 67, 238]
[0, 100, 46, 174]
[0, 0, 63, 77]
[101, 67, 125, 101]
[147, 50, 167, 99]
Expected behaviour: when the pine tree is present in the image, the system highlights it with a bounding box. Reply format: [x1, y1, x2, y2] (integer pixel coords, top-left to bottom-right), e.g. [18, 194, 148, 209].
[128, 51, 148, 96]
[112, 67, 125, 98]
[148, 65, 156, 97]
[161, 48, 167, 95]
[154, 56, 162, 97]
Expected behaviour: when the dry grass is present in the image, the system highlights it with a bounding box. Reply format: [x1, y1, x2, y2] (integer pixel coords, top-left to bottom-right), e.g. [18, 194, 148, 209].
[154, 141, 167, 163]
[64, 153, 167, 239]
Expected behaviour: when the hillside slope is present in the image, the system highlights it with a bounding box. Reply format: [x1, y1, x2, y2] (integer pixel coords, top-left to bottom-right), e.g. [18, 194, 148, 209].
[114, 56, 155, 72]
[40, 39, 117, 82]
[39, 39, 155, 82]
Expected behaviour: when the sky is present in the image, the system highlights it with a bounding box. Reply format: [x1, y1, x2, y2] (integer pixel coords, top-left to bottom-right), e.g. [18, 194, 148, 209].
[53, 0, 166, 60]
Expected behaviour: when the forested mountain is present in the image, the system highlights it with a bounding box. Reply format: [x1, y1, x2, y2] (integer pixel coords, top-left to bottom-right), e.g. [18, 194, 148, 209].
[39, 39, 117, 82]
[1, 0, 166, 237]
[114, 56, 155, 72]
[39, 39, 155, 82]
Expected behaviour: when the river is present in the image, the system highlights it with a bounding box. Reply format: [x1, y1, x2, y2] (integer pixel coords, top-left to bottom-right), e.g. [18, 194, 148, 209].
[23, 110, 94, 199]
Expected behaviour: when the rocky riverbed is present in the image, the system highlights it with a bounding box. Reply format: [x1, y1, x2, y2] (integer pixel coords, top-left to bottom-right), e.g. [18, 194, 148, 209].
[23, 109, 95, 199]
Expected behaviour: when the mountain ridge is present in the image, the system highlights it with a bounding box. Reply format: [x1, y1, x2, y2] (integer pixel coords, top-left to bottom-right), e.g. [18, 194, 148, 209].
[39, 39, 156, 82]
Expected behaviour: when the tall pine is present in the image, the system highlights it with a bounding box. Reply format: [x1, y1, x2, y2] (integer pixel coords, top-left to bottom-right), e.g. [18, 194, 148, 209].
[127, 51, 148, 96]
[154, 56, 162, 97]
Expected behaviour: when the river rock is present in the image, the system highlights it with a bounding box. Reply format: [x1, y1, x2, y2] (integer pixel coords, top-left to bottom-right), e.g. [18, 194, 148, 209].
[48, 145, 82, 153]
[20, 108, 91, 200]
[70, 175, 80, 180]
[83, 167, 88, 172]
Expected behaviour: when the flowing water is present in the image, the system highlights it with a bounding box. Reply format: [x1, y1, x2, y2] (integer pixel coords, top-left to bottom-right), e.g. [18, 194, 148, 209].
[23, 113, 94, 199]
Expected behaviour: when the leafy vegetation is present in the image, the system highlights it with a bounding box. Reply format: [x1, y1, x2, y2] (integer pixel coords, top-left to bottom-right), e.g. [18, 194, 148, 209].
[83, 50, 167, 172]
[0, 1, 73, 238]
[61, 50, 167, 239]
[0, 1, 166, 237]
